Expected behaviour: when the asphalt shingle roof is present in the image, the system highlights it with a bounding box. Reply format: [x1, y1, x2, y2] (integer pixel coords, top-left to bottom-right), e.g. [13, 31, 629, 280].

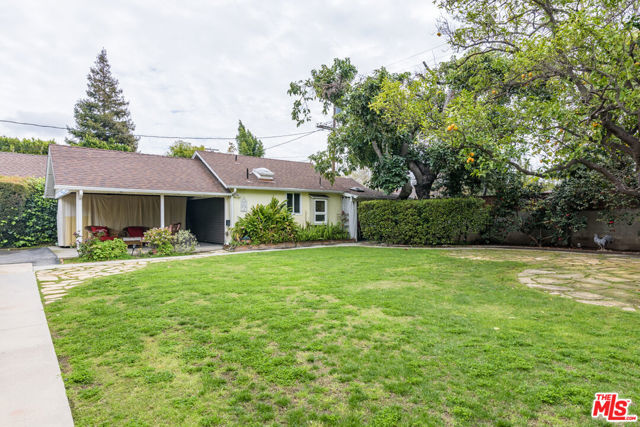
[195, 151, 387, 198]
[0, 152, 47, 178]
[49, 145, 228, 194]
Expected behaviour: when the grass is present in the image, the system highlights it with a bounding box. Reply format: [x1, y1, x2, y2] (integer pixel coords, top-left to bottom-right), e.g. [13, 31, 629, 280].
[44, 247, 640, 426]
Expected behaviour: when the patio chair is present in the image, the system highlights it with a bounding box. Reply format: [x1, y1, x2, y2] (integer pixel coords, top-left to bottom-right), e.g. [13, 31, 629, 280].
[84, 225, 116, 241]
[122, 226, 149, 239]
[168, 223, 181, 234]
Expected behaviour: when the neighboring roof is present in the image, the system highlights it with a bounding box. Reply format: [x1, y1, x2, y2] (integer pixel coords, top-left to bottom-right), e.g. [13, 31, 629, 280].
[195, 151, 389, 198]
[48, 145, 228, 195]
[0, 152, 47, 178]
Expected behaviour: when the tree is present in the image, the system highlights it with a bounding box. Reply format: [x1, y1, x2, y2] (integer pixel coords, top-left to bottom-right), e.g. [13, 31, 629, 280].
[235, 121, 264, 157]
[290, 59, 483, 198]
[67, 49, 139, 152]
[0, 136, 55, 154]
[166, 140, 206, 158]
[435, 0, 640, 198]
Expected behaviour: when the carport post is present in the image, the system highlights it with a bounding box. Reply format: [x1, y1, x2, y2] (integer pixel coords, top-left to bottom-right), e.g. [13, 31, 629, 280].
[160, 194, 165, 228]
[75, 190, 83, 247]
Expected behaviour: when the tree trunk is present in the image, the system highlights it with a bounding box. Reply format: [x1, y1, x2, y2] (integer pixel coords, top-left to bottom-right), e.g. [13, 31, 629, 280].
[397, 182, 413, 199]
[408, 160, 437, 199]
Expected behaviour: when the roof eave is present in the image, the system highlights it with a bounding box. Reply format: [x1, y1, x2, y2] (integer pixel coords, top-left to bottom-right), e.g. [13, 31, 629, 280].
[53, 185, 230, 197]
[230, 185, 347, 194]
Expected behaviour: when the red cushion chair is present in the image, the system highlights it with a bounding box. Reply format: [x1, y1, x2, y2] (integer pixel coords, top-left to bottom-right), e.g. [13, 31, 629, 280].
[123, 226, 148, 238]
[88, 226, 115, 241]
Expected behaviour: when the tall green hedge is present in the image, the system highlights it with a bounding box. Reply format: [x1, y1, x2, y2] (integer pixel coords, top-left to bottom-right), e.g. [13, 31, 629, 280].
[0, 176, 57, 248]
[0, 136, 55, 154]
[359, 198, 490, 245]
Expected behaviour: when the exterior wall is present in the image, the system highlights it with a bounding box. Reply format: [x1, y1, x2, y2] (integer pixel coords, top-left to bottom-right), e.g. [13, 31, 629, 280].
[231, 189, 344, 228]
[490, 209, 640, 251]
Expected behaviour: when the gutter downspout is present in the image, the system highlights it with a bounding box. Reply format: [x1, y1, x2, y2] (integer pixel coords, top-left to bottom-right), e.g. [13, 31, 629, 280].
[228, 188, 237, 243]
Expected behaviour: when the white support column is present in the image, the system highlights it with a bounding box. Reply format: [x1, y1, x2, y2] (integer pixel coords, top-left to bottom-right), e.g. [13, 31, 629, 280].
[160, 194, 165, 228]
[75, 190, 83, 247]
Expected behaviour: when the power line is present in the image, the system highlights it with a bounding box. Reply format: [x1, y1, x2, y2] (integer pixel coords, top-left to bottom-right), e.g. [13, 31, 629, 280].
[382, 42, 450, 69]
[0, 119, 318, 141]
[263, 129, 325, 151]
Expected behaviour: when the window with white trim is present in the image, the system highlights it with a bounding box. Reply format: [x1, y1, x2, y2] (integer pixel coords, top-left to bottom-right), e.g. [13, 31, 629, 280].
[313, 199, 327, 224]
[286, 193, 301, 214]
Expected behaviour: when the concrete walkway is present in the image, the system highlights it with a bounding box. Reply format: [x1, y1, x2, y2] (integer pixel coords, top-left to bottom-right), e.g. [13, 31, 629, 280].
[0, 263, 73, 426]
[0, 247, 59, 267]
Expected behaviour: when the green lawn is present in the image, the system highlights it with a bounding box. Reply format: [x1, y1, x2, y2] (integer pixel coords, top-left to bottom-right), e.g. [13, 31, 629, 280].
[44, 247, 640, 426]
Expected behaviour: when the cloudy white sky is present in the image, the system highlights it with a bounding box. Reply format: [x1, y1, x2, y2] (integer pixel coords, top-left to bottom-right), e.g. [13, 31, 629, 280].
[0, 0, 451, 160]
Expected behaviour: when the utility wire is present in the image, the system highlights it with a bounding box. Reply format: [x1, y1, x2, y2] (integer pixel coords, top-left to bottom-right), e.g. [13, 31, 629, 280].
[382, 42, 449, 69]
[0, 119, 318, 140]
[263, 129, 325, 151]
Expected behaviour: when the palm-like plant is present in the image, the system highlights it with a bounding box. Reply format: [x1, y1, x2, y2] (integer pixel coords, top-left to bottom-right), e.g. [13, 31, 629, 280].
[232, 198, 299, 244]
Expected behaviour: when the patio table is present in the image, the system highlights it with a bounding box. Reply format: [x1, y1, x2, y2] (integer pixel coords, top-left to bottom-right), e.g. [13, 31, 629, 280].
[121, 237, 144, 255]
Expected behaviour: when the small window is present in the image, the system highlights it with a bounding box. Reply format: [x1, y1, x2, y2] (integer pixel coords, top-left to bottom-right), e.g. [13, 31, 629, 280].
[314, 199, 327, 224]
[286, 193, 301, 214]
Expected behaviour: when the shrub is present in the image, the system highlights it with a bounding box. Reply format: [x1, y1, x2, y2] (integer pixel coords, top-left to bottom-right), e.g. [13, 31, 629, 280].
[359, 198, 489, 245]
[0, 136, 55, 155]
[144, 227, 174, 255]
[0, 176, 57, 248]
[78, 237, 128, 261]
[297, 223, 350, 241]
[173, 229, 198, 253]
[231, 198, 298, 245]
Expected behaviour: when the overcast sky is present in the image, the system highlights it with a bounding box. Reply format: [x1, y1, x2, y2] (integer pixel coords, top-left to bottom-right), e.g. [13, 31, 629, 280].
[0, 0, 451, 160]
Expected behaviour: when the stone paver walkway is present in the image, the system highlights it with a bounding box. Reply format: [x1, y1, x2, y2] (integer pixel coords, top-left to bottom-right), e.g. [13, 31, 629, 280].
[450, 249, 640, 311]
[38, 261, 150, 304]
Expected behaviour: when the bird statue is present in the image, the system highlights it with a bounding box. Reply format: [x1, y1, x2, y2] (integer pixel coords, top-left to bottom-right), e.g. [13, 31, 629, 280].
[594, 233, 614, 250]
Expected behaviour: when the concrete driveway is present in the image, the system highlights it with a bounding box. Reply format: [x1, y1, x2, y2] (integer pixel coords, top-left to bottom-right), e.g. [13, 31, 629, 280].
[0, 248, 58, 267]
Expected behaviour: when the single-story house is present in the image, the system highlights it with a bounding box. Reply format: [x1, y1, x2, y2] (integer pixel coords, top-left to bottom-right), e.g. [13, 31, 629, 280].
[0, 151, 47, 178]
[44, 145, 386, 246]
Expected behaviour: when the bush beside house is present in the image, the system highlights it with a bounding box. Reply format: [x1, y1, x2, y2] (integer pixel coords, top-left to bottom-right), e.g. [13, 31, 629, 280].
[77, 238, 128, 261]
[359, 198, 489, 245]
[231, 198, 299, 245]
[0, 176, 57, 248]
[231, 198, 351, 246]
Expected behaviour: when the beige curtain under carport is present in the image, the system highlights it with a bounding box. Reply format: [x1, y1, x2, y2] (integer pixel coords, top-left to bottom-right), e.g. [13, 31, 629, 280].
[58, 193, 186, 246]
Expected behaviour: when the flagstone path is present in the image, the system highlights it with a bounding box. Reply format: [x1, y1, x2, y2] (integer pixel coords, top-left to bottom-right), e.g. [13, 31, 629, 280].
[449, 249, 640, 311]
[37, 262, 150, 304]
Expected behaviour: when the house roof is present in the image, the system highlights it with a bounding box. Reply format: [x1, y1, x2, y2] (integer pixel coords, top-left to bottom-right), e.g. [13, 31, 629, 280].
[0, 152, 47, 178]
[195, 151, 388, 198]
[48, 145, 228, 195]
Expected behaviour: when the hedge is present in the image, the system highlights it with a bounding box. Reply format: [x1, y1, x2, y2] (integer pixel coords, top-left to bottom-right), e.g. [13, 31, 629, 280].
[0, 136, 54, 155]
[0, 176, 57, 248]
[359, 198, 490, 245]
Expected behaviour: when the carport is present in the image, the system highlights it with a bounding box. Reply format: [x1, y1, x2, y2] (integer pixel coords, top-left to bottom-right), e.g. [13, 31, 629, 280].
[44, 145, 231, 246]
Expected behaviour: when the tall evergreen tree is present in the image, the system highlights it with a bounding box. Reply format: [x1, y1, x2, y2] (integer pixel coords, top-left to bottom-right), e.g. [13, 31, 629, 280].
[67, 49, 139, 151]
[235, 121, 264, 157]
